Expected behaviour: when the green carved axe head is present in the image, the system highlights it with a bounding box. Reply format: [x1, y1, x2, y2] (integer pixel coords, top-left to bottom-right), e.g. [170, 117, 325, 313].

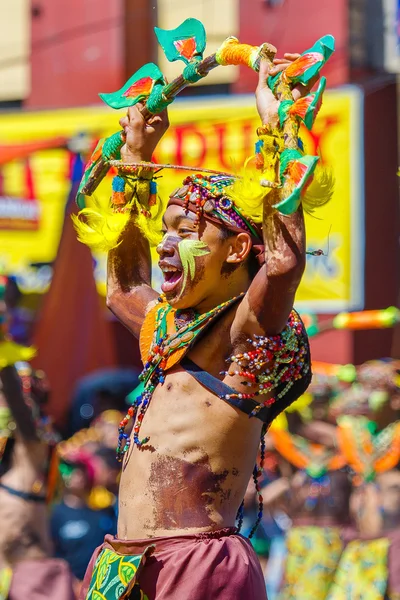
[99, 63, 166, 110]
[268, 34, 335, 91]
[155, 18, 206, 64]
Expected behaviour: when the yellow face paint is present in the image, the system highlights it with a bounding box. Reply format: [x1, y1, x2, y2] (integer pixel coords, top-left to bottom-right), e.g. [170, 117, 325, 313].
[177, 239, 210, 293]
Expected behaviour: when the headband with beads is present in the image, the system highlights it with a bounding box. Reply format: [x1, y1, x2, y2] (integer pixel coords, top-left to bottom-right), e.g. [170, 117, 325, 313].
[167, 174, 266, 265]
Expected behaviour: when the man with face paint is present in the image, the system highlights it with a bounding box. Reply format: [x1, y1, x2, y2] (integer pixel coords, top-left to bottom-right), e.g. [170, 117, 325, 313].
[79, 57, 321, 600]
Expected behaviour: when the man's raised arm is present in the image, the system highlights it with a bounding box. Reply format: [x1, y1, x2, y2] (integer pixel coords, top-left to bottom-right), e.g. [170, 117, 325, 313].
[107, 216, 158, 339]
[106, 106, 169, 338]
[233, 57, 316, 338]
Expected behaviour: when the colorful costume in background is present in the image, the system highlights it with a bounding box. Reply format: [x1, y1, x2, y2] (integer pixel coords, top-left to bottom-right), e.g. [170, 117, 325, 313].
[0, 277, 58, 496]
[0, 368, 69, 600]
[326, 536, 391, 600]
[269, 356, 400, 600]
[280, 526, 344, 600]
[73, 17, 335, 600]
[325, 417, 400, 600]
[269, 427, 351, 600]
[0, 275, 35, 372]
[326, 528, 400, 600]
[325, 528, 400, 600]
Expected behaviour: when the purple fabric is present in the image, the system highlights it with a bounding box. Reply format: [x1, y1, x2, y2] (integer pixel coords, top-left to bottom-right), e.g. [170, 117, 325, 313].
[388, 527, 400, 594]
[8, 558, 75, 600]
[80, 528, 267, 600]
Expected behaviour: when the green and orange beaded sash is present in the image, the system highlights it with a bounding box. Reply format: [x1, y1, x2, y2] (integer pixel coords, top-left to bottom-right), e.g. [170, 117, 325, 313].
[117, 294, 244, 459]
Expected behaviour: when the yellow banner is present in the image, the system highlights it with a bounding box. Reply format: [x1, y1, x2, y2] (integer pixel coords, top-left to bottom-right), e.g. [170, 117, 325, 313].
[0, 87, 363, 311]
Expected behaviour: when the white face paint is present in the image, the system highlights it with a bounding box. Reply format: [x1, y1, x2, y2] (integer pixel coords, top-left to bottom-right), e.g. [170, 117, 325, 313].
[156, 233, 168, 255]
[156, 233, 180, 254]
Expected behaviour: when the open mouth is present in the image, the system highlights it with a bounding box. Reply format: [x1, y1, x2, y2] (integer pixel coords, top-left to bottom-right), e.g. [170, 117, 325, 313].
[160, 266, 183, 293]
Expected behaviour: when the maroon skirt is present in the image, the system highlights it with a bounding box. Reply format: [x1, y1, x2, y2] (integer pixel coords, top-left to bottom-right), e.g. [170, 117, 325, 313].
[80, 528, 267, 600]
[8, 558, 75, 600]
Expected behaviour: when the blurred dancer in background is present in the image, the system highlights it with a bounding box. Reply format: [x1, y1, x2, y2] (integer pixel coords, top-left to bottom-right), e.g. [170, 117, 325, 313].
[267, 376, 352, 600]
[0, 363, 74, 599]
[51, 452, 117, 591]
[0, 274, 74, 599]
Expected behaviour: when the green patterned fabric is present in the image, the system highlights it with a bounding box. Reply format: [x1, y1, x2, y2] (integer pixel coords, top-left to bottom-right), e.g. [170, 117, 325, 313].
[86, 547, 152, 600]
[327, 538, 390, 600]
[279, 526, 344, 600]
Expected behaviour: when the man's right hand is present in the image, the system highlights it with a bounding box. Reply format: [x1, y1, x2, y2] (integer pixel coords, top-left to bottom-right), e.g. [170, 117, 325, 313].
[119, 104, 169, 163]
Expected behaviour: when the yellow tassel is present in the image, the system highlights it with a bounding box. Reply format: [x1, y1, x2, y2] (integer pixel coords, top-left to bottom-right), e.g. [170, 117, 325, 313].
[302, 165, 335, 214]
[72, 199, 132, 252]
[225, 164, 269, 224]
[0, 341, 36, 368]
[135, 193, 167, 247]
[72, 192, 167, 253]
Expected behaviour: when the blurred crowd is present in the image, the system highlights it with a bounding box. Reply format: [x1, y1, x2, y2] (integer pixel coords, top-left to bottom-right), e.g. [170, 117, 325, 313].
[245, 357, 400, 599]
[1, 273, 400, 599]
[0, 360, 137, 597]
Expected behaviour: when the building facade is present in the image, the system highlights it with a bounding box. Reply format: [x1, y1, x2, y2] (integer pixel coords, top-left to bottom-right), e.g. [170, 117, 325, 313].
[0, 0, 398, 366]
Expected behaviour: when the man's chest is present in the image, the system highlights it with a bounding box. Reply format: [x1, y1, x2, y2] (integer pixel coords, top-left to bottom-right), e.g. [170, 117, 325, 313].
[186, 326, 233, 378]
[150, 367, 233, 421]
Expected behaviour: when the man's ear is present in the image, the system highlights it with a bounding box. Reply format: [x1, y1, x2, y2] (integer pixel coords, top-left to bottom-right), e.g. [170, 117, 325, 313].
[225, 233, 252, 264]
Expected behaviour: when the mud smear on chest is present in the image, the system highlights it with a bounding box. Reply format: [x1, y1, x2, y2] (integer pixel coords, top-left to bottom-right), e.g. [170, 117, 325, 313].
[149, 455, 229, 529]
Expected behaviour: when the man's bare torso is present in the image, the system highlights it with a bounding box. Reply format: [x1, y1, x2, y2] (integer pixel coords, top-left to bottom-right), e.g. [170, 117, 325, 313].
[118, 304, 264, 539]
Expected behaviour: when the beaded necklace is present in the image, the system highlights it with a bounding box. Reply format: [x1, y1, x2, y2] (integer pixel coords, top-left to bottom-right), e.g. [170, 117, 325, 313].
[240, 425, 268, 537]
[116, 293, 244, 461]
[117, 298, 310, 538]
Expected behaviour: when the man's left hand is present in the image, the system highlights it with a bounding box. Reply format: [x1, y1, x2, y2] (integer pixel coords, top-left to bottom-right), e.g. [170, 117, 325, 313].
[256, 53, 319, 127]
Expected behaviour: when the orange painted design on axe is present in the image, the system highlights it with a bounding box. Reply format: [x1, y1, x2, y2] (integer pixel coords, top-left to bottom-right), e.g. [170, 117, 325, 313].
[174, 37, 197, 60]
[287, 160, 308, 185]
[123, 77, 155, 99]
[284, 52, 324, 79]
[289, 96, 313, 120]
[85, 143, 104, 171]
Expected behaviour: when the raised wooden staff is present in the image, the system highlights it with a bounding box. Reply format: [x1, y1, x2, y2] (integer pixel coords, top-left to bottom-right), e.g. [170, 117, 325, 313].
[76, 18, 334, 215]
[78, 20, 276, 203]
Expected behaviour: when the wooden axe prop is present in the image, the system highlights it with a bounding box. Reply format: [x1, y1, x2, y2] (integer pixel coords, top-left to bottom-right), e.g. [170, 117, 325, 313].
[76, 18, 334, 214]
